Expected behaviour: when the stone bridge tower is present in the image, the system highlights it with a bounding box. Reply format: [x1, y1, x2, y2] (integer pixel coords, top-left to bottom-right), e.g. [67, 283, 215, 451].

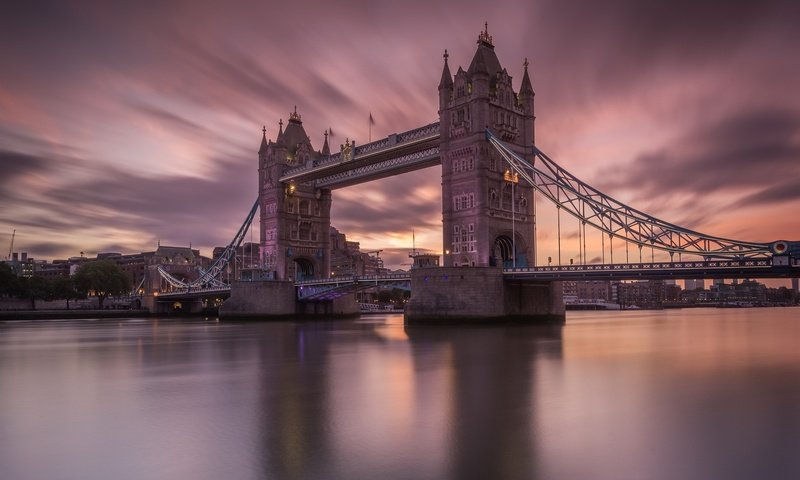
[438, 25, 536, 268]
[258, 109, 332, 281]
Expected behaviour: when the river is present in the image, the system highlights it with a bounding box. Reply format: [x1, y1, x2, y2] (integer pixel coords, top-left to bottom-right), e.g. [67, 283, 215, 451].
[1, 308, 799, 479]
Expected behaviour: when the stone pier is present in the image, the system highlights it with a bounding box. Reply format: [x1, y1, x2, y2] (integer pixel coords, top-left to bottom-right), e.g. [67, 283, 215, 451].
[404, 267, 565, 324]
[219, 280, 359, 319]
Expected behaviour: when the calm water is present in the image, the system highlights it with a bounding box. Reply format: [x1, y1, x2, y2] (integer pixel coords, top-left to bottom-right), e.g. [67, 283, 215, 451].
[1, 308, 799, 480]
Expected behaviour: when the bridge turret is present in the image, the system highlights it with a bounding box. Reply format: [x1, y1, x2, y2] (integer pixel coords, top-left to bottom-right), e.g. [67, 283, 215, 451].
[439, 25, 536, 268]
[258, 107, 332, 282]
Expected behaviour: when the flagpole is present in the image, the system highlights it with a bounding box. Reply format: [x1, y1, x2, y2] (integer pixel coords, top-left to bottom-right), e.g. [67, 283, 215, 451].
[369, 112, 374, 142]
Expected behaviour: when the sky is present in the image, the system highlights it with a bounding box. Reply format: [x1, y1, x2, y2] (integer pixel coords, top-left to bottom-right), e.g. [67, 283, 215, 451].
[1, 0, 799, 273]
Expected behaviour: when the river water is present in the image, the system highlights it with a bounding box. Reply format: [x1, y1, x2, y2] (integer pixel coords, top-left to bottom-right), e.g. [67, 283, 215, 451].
[1, 308, 799, 480]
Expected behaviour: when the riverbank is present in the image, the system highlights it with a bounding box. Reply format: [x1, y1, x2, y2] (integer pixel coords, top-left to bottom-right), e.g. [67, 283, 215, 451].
[0, 309, 153, 320]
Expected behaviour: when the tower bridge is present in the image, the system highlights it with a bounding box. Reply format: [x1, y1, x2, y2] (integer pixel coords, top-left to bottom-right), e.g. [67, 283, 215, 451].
[155, 26, 799, 322]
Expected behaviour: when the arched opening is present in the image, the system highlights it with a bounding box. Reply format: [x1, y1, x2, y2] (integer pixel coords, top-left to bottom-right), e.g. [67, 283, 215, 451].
[294, 258, 315, 281]
[491, 234, 528, 268]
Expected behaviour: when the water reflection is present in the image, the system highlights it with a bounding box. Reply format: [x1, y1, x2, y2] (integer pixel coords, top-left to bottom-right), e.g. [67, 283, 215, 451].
[1, 309, 799, 480]
[405, 324, 563, 480]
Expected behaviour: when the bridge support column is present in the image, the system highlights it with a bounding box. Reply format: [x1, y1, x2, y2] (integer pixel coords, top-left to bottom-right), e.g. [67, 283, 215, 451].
[296, 294, 359, 318]
[220, 280, 296, 319]
[404, 267, 564, 324]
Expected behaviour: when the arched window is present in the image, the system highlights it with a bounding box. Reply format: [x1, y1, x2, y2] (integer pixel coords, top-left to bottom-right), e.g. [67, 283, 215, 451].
[501, 183, 512, 210]
[489, 188, 499, 208]
[299, 222, 311, 240]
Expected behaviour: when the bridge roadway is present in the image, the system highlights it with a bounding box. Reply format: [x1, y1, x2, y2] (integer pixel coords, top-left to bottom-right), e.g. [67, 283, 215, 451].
[279, 122, 441, 189]
[154, 258, 797, 301]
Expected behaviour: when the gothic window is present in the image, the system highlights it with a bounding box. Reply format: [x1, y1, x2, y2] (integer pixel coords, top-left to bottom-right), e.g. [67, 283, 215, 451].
[299, 222, 311, 240]
[519, 196, 528, 213]
[457, 85, 465, 97]
[489, 188, 499, 208]
[501, 183, 513, 210]
[468, 157, 474, 170]
[311, 228, 318, 242]
[290, 224, 298, 240]
[469, 193, 475, 209]
[457, 109, 465, 123]
[461, 226, 467, 243]
[287, 200, 295, 214]
[299, 200, 310, 215]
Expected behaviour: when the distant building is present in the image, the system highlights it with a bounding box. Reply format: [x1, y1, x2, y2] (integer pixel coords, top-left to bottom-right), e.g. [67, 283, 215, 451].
[410, 254, 440, 269]
[614, 280, 681, 308]
[329, 227, 386, 277]
[684, 279, 705, 291]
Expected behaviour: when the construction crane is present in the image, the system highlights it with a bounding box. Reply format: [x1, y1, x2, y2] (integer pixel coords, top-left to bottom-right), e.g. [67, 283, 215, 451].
[6, 229, 15, 260]
[364, 250, 384, 284]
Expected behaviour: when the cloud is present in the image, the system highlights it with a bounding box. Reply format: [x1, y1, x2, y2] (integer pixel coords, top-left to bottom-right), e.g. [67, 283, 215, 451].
[734, 179, 800, 208]
[0, 151, 48, 201]
[600, 108, 800, 198]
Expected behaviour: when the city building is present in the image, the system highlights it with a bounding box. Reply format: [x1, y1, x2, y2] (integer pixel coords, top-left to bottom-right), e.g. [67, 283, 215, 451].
[614, 280, 681, 309]
[684, 279, 705, 291]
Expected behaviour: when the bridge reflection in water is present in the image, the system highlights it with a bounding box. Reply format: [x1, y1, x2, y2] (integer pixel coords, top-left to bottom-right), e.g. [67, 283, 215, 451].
[3, 310, 800, 479]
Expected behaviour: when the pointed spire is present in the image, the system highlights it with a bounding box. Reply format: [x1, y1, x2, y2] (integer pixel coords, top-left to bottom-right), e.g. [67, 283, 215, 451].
[321, 129, 330, 156]
[259, 125, 268, 154]
[520, 57, 534, 96]
[275, 118, 285, 146]
[438, 49, 453, 90]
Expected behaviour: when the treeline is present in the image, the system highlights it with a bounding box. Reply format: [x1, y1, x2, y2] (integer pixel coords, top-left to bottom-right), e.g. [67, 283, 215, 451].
[0, 260, 131, 310]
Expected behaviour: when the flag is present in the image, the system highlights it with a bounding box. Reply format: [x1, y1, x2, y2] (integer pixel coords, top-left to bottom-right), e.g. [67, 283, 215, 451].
[328, 127, 335, 138]
[369, 112, 375, 125]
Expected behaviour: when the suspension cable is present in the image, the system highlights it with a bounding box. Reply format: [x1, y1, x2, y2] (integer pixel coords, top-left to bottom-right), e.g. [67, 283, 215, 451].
[485, 130, 774, 259]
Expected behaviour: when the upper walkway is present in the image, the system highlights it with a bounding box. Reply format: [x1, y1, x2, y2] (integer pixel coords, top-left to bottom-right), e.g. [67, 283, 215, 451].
[279, 122, 440, 188]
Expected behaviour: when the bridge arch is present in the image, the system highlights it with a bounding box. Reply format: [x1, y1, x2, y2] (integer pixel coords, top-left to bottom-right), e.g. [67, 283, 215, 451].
[293, 257, 315, 281]
[491, 233, 528, 268]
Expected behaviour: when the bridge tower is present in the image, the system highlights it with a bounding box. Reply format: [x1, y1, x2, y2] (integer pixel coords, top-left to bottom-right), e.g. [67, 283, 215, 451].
[439, 25, 536, 268]
[258, 109, 332, 281]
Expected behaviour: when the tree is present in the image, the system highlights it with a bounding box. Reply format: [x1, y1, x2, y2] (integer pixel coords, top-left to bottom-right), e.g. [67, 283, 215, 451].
[0, 263, 18, 297]
[73, 260, 131, 309]
[50, 276, 81, 309]
[20, 276, 49, 310]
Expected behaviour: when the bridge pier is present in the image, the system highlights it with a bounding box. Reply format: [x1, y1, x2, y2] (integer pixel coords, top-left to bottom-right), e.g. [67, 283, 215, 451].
[296, 295, 359, 317]
[219, 280, 359, 319]
[404, 267, 565, 324]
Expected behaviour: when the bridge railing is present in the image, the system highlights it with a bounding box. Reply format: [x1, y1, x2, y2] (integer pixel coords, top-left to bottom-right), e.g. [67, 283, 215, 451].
[295, 272, 411, 286]
[503, 258, 774, 274]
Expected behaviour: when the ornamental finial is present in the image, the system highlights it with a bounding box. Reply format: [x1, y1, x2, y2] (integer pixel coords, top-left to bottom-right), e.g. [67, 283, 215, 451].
[443, 49, 449, 62]
[524, 57, 529, 70]
[289, 105, 302, 123]
[478, 22, 493, 45]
